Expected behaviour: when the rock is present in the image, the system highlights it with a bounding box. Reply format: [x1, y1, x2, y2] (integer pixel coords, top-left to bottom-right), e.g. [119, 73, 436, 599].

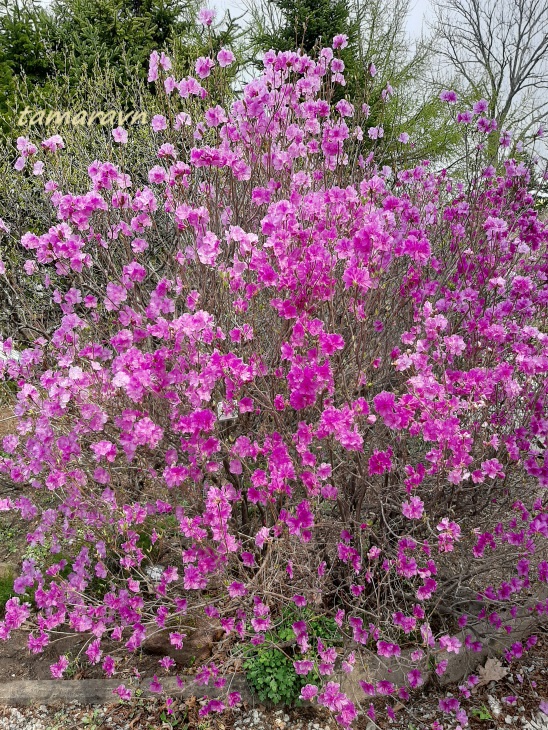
[488, 694, 502, 718]
[142, 617, 223, 666]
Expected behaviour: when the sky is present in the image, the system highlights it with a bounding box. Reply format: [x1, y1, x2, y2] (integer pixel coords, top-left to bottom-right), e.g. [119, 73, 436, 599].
[210, 0, 431, 39]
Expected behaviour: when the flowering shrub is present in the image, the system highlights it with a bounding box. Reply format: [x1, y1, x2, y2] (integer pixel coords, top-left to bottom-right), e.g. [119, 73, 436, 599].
[1, 34, 548, 729]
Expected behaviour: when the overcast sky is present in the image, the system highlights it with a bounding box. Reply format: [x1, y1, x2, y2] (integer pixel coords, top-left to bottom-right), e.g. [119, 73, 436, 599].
[210, 0, 431, 39]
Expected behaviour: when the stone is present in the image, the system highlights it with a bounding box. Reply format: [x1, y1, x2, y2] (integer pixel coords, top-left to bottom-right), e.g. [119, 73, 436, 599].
[142, 617, 223, 667]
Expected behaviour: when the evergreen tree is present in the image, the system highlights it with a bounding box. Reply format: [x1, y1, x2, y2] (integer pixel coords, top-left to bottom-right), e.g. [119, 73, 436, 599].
[255, 0, 355, 53]
[50, 0, 201, 84]
[0, 0, 56, 113]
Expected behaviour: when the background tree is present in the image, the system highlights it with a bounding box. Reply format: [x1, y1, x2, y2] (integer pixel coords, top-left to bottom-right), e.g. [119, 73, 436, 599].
[244, 0, 460, 164]
[247, 0, 357, 54]
[431, 0, 548, 160]
[50, 0, 202, 85]
[0, 0, 245, 137]
[0, 0, 56, 114]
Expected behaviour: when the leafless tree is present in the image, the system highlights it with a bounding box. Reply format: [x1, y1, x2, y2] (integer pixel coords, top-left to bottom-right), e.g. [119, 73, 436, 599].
[431, 0, 548, 148]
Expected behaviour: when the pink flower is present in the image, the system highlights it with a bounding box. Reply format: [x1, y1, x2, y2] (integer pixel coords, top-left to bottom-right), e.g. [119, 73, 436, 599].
[204, 105, 227, 127]
[368, 449, 392, 475]
[473, 98, 488, 114]
[159, 52, 171, 71]
[195, 56, 215, 79]
[440, 90, 458, 103]
[199, 8, 215, 26]
[435, 660, 448, 676]
[228, 692, 241, 707]
[112, 127, 128, 144]
[332, 34, 348, 49]
[50, 655, 69, 678]
[151, 115, 167, 132]
[23, 259, 36, 275]
[148, 165, 167, 184]
[174, 112, 192, 129]
[402, 496, 424, 520]
[408, 669, 423, 688]
[114, 685, 132, 701]
[368, 126, 383, 140]
[159, 656, 175, 670]
[217, 48, 235, 68]
[227, 581, 247, 598]
[300, 684, 318, 701]
[102, 656, 115, 677]
[294, 660, 314, 675]
[439, 634, 462, 654]
[41, 135, 64, 151]
[86, 639, 102, 665]
[149, 675, 163, 693]
[376, 680, 395, 695]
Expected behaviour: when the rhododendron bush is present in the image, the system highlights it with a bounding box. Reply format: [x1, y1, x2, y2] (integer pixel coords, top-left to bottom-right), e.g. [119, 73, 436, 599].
[1, 39, 548, 729]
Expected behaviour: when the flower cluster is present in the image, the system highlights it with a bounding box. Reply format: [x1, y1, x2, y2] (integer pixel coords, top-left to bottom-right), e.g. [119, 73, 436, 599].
[1, 33, 548, 729]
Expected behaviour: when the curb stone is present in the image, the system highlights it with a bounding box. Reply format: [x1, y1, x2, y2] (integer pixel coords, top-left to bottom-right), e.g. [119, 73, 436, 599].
[0, 674, 251, 707]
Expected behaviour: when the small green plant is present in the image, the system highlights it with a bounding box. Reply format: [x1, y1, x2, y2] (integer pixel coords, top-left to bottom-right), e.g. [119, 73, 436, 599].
[242, 606, 342, 706]
[471, 705, 493, 721]
[160, 709, 187, 727]
[0, 524, 18, 554]
[81, 708, 103, 728]
[244, 647, 306, 705]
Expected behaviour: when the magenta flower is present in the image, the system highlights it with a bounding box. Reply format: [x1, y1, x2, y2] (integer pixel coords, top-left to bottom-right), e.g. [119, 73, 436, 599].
[402, 496, 424, 520]
[332, 34, 348, 49]
[151, 115, 167, 132]
[102, 656, 115, 677]
[368, 126, 383, 140]
[217, 48, 235, 68]
[50, 655, 69, 678]
[473, 98, 488, 114]
[112, 127, 128, 144]
[85, 639, 102, 665]
[195, 56, 215, 79]
[440, 89, 458, 103]
[114, 685, 132, 701]
[198, 8, 215, 26]
[300, 684, 318, 701]
[439, 634, 462, 654]
[294, 659, 314, 675]
[149, 675, 163, 693]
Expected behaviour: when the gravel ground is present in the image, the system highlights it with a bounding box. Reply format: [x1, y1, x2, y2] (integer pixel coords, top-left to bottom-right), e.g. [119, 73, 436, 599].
[0, 699, 546, 730]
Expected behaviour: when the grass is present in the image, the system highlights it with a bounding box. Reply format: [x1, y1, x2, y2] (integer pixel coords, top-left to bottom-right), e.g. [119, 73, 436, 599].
[0, 571, 15, 610]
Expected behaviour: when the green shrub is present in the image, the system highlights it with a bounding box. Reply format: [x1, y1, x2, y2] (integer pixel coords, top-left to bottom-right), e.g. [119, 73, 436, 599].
[243, 607, 341, 706]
